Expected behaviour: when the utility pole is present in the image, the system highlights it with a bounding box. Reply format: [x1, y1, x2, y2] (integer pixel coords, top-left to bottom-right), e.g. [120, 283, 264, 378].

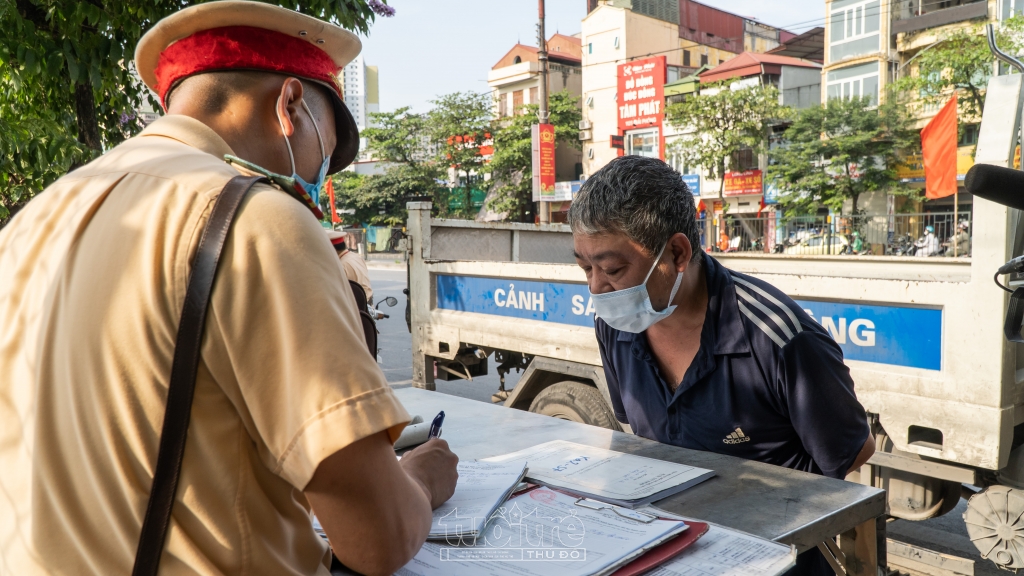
[537, 0, 551, 224]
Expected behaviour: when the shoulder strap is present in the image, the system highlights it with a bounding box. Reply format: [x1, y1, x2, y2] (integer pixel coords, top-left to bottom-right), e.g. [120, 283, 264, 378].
[132, 175, 265, 576]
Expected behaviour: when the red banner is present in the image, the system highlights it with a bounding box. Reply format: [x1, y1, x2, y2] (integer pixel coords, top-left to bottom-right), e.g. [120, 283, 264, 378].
[724, 170, 763, 196]
[532, 123, 556, 201]
[325, 177, 339, 224]
[922, 94, 958, 199]
[617, 56, 666, 132]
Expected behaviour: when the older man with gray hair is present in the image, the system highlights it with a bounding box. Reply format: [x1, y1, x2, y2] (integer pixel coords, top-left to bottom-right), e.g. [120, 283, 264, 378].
[568, 156, 874, 576]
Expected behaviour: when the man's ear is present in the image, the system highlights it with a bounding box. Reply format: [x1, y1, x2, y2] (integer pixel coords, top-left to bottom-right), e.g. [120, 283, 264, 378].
[275, 77, 305, 137]
[669, 232, 693, 273]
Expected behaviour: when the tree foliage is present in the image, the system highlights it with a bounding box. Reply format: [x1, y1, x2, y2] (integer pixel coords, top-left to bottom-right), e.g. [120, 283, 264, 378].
[665, 81, 788, 199]
[330, 169, 424, 227]
[361, 106, 429, 168]
[352, 105, 439, 225]
[342, 93, 495, 224]
[427, 91, 493, 218]
[488, 90, 581, 221]
[767, 95, 917, 215]
[0, 0, 391, 228]
[892, 15, 1024, 122]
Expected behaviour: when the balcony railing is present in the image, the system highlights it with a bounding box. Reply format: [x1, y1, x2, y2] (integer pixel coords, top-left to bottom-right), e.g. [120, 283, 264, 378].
[891, 0, 987, 34]
[701, 212, 971, 257]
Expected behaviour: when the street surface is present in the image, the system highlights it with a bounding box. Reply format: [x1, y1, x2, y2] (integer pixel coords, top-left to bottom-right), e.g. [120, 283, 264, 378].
[373, 267, 522, 404]
[369, 266, 995, 576]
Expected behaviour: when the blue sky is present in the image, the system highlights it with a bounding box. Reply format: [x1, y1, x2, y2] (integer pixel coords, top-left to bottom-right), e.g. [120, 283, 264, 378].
[358, 1, 825, 114]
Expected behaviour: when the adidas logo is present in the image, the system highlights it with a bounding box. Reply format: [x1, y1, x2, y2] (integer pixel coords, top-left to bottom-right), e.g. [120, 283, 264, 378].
[723, 428, 751, 445]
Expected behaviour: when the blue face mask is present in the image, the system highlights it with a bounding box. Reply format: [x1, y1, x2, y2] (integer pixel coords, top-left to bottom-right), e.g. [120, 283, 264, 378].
[280, 98, 330, 207]
[223, 98, 330, 218]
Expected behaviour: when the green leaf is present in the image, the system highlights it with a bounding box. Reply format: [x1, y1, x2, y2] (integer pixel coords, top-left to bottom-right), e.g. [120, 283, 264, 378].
[65, 51, 79, 82]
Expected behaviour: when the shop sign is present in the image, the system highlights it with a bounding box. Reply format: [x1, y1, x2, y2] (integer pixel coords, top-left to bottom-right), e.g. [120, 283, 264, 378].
[617, 56, 666, 132]
[763, 180, 779, 204]
[723, 169, 763, 196]
[532, 123, 556, 201]
[610, 135, 624, 149]
[897, 146, 975, 183]
[682, 173, 700, 196]
[553, 181, 581, 201]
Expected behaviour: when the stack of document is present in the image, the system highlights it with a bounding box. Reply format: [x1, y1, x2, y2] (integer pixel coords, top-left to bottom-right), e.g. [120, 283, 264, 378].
[400, 487, 690, 576]
[644, 524, 796, 576]
[484, 440, 715, 508]
[428, 460, 528, 541]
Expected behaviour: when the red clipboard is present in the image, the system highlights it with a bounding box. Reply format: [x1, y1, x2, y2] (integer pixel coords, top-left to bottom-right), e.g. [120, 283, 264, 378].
[610, 520, 710, 576]
[508, 485, 710, 576]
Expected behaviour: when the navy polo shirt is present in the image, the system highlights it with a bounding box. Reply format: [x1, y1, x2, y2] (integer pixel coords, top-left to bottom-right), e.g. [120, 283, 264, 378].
[596, 255, 869, 480]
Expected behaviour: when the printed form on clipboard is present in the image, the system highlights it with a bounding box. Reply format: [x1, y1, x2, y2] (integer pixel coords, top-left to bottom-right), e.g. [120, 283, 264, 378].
[483, 440, 714, 509]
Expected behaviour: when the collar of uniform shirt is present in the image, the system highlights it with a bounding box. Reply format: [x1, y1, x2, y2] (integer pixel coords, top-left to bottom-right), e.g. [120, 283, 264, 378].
[139, 114, 234, 161]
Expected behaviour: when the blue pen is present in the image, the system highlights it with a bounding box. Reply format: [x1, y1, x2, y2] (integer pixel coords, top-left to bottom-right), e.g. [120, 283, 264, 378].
[428, 411, 445, 439]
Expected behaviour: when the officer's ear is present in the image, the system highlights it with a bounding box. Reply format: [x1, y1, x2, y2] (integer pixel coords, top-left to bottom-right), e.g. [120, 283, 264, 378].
[668, 232, 693, 273]
[274, 77, 305, 138]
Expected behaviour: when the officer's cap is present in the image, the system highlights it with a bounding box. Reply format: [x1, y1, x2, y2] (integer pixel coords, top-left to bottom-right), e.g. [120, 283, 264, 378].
[135, 0, 361, 173]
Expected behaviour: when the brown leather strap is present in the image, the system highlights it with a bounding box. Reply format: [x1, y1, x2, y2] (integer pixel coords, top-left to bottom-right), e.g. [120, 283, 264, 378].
[132, 175, 265, 576]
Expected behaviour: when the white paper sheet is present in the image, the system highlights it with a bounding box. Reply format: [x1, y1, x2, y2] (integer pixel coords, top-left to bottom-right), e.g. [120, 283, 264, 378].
[646, 525, 796, 576]
[484, 440, 714, 507]
[398, 487, 687, 576]
[429, 461, 528, 540]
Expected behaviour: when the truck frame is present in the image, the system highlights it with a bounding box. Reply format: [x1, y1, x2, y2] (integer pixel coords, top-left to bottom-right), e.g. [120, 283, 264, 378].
[404, 63, 1024, 573]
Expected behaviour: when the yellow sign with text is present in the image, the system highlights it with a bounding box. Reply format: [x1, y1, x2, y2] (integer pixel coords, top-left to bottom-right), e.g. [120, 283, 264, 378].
[897, 146, 975, 182]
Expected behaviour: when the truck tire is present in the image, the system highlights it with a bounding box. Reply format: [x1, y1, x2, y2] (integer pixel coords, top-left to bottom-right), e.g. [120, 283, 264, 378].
[529, 381, 622, 431]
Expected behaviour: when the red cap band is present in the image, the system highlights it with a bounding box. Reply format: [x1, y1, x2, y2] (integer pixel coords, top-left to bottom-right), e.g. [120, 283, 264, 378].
[154, 26, 341, 108]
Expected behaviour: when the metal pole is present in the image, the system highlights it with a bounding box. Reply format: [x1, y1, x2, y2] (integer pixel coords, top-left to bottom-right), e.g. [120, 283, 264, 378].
[953, 190, 959, 257]
[987, 24, 1024, 171]
[537, 0, 551, 224]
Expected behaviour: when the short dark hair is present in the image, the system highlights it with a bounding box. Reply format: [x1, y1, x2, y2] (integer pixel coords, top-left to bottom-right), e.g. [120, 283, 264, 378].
[166, 71, 332, 120]
[568, 155, 703, 262]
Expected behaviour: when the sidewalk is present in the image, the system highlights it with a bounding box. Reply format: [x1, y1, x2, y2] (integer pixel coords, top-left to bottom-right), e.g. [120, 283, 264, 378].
[365, 259, 406, 271]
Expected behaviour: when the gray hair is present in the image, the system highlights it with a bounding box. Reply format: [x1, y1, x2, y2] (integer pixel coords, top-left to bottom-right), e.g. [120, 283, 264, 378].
[568, 155, 703, 262]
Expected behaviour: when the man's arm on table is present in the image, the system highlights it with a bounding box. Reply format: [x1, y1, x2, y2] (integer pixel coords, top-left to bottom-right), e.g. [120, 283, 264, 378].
[305, 435, 458, 576]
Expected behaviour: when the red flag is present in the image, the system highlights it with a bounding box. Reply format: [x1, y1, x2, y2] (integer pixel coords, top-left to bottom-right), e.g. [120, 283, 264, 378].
[325, 178, 340, 224]
[921, 94, 958, 200]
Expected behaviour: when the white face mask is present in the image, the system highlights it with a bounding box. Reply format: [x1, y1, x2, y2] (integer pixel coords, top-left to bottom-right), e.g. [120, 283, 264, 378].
[590, 243, 684, 333]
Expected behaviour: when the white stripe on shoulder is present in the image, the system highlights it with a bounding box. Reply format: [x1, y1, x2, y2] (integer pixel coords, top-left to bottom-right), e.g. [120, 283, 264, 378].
[735, 286, 795, 340]
[731, 274, 803, 335]
[737, 300, 787, 348]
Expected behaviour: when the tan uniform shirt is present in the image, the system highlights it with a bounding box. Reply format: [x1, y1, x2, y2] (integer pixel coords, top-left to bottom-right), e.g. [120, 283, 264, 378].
[0, 115, 410, 575]
[338, 249, 373, 304]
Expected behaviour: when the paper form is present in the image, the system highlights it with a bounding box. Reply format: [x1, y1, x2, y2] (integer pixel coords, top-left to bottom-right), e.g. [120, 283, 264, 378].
[646, 525, 796, 576]
[429, 461, 528, 540]
[484, 440, 714, 507]
[398, 487, 687, 576]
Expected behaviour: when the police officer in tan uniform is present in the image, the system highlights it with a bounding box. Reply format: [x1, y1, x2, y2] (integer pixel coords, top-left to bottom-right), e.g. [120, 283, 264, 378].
[328, 229, 375, 306]
[0, 3, 457, 575]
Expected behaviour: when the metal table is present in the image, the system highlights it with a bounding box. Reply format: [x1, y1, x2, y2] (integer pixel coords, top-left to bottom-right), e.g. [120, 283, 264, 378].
[395, 387, 887, 576]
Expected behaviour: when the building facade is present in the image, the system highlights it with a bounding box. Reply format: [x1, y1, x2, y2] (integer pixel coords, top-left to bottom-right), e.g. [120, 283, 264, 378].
[342, 55, 380, 160]
[580, 0, 793, 177]
[822, 0, 1000, 216]
[488, 34, 585, 182]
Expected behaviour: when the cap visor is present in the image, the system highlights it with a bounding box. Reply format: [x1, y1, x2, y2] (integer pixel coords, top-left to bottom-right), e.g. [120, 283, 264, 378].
[328, 93, 359, 174]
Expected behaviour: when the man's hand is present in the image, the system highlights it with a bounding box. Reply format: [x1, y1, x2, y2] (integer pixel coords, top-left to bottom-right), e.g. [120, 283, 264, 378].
[304, 431, 457, 576]
[399, 439, 459, 509]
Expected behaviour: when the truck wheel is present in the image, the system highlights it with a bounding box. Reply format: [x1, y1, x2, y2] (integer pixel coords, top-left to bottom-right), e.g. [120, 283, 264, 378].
[529, 381, 622, 431]
[964, 485, 1024, 570]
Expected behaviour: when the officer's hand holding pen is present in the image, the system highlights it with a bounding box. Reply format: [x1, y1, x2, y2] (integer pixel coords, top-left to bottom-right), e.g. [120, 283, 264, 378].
[399, 411, 458, 509]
